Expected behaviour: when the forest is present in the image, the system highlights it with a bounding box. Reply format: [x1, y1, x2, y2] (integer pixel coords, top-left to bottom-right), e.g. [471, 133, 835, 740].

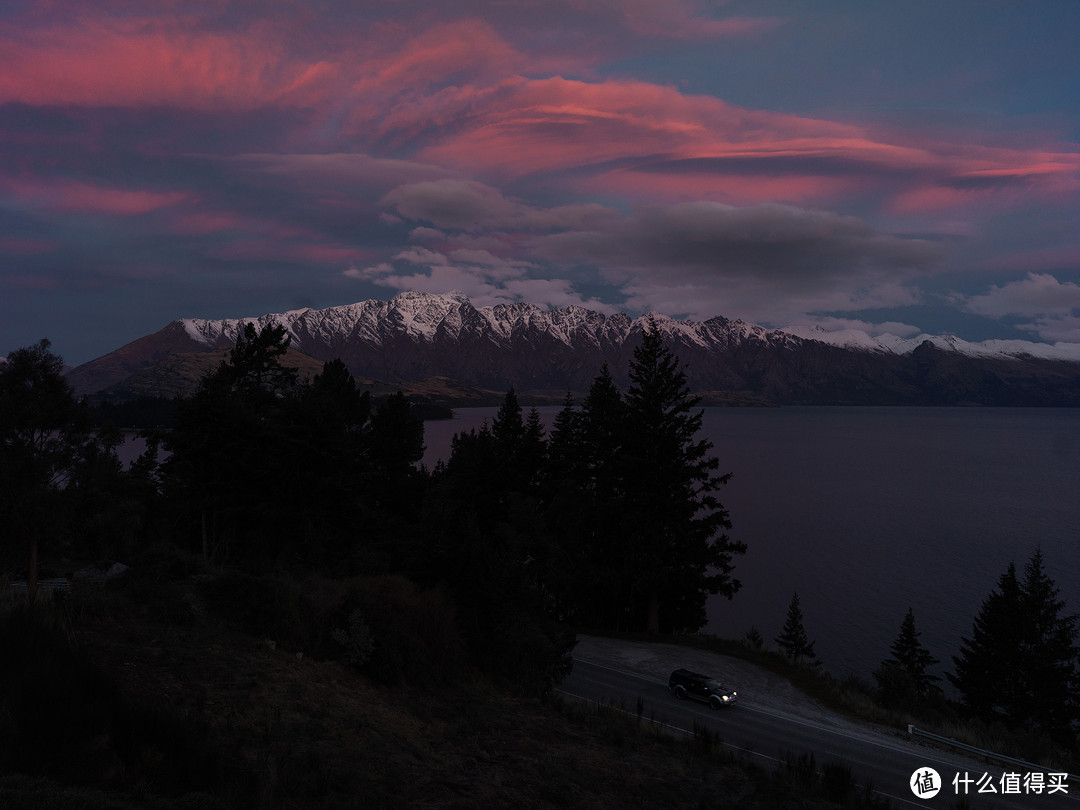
[1, 322, 745, 697]
[2, 322, 1078, 769]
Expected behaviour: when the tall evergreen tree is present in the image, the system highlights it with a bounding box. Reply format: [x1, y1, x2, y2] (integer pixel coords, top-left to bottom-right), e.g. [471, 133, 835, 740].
[776, 591, 817, 663]
[1015, 550, 1078, 743]
[365, 391, 427, 521]
[618, 321, 744, 633]
[545, 393, 582, 488]
[580, 365, 624, 503]
[418, 390, 575, 694]
[161, 323, 302, 565]
[950, 550, 1079, 745]
[566, 368, 629, 628]
[874, 608, 940, 707]
[1, 340, 121, 587]
[950, 562, 1024, 721]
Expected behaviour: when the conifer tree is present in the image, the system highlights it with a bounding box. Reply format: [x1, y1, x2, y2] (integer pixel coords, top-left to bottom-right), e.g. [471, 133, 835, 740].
[619, 321, 743, 633]
[950, 550, 1079, 745]
[545, 393, 582, 486]
[950, 562, 1024, 720]
[874, 608, 940, 707]
[1, 340, 120, 587]
[1018, 549, 1080, 744]
[580, 365, 624, 502]
[776, 591, 817, 663]
[161, 322, 304, 564]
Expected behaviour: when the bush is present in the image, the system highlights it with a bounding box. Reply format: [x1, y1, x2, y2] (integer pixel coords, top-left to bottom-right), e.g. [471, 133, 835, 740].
[330, 608, 375, 668]
[107, 544, 207, 625]
[0, 596, 238, 799]
[300, 575, 466, 686]
[198, 570, 302, 645]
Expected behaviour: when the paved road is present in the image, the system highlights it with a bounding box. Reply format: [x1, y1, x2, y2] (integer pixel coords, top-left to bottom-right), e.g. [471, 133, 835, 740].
[557, 657, 1080, 809]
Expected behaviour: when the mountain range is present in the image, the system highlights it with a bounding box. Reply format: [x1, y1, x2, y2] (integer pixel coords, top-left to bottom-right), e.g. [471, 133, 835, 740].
[65, 291, 1080, 406]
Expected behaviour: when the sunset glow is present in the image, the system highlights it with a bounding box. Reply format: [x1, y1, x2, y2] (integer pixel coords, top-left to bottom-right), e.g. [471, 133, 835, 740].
[1, 1, 1078, 361]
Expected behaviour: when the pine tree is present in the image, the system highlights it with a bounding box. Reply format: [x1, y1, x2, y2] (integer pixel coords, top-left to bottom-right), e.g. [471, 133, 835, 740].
[949, 562, 1024, 721]
[161, 322, 304, 565]
[874, 608, 940, 707]
[950, 550, 1079, 745]
[619, 320, 744, 633]
[776, 591, 817, 663]
[545, 392, 582, 487]
[580, 365, 624, 503]
[1015, 549, 1079, 744]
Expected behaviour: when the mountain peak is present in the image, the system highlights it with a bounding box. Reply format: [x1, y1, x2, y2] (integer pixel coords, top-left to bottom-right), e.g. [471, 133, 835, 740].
[67, 291, 1080, 405]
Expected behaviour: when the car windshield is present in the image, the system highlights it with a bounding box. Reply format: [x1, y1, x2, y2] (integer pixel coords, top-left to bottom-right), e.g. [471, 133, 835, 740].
[706, 679, 723, 692]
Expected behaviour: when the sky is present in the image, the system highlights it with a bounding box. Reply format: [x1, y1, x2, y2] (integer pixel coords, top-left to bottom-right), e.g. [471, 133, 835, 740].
[2, 1, 1080, 366]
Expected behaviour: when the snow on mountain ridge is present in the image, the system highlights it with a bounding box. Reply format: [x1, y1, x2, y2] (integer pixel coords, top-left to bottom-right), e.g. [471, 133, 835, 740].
[175, 291, 1078, 363]
[780, 324, 1080, 362]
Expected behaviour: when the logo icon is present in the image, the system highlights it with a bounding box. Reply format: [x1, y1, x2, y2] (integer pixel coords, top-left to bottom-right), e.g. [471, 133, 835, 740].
[911, 768, 941, 798]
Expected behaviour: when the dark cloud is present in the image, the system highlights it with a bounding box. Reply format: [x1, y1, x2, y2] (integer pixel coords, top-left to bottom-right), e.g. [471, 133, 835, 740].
[533, 202, 943, 283]
[630, 154, 911, 179]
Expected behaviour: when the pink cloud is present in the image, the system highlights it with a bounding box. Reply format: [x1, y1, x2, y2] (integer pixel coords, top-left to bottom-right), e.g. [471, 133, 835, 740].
[168, 211, 252, 236]
[2, 176, 189, 215]
[0, 17, 338, 109]
[592, 169, 857, 205]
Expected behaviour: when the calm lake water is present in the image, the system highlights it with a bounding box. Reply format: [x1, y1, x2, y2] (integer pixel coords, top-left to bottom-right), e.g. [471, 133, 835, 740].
[424, 406, 1080, 684]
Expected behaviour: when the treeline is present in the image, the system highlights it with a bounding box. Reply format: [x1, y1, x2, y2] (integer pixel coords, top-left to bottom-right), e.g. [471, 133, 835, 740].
[767, 553, 1080, 750]
[1, 322, 744, 694]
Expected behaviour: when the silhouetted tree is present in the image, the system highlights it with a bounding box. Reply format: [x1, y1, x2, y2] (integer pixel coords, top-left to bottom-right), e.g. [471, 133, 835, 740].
[418, 393, 575, 694]
[0, 340, 121, 587]
[618, 321, 744, 632]
[1018, 550, 1080, 744]
[367, 391, 426, 515]
[874, 608, 940, 708]
[950, 550, 1079, 746]
[161, 323, 305, 565]
[950, 562, 1024, 721]
[776, 591, 817, 663]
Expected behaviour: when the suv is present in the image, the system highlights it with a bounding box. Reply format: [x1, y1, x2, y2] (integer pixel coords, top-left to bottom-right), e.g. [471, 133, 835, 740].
[669, 669, 737, 709]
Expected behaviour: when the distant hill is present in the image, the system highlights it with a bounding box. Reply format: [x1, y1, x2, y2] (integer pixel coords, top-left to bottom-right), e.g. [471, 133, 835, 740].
[66, 291, 1080, 406]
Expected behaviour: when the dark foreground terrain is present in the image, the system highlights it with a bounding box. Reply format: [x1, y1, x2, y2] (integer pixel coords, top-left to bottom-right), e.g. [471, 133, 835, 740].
[0, 569, 885, 810]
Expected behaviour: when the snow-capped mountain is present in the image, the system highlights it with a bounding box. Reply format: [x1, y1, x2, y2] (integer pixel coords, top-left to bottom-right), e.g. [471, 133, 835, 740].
[780, 323, 1080, 362]
[67, 292, 1080, 406]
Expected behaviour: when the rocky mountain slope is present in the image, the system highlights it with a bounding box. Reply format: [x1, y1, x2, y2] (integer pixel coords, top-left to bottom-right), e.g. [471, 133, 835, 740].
[67, 291, 1080, 406]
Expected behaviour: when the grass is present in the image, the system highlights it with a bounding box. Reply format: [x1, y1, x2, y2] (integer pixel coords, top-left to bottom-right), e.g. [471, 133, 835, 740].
[2, 574, 893, 809]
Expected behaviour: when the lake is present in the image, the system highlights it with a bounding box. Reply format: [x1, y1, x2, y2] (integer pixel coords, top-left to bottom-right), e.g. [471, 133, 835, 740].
[423, 406, 1080, 685]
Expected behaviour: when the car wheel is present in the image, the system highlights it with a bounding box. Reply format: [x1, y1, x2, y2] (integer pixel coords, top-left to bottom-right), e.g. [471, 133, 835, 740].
[709, 696, 722, 710]
[674, 685, 686, 700]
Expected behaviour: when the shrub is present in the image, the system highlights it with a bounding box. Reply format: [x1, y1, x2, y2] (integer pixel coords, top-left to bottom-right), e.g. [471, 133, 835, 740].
[302, 575, 466, 685]
[0, 597, 239, 799]
[331, 608, 375, 668]
[107, 544, 207, 625]
[198, 570, 302, 645]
